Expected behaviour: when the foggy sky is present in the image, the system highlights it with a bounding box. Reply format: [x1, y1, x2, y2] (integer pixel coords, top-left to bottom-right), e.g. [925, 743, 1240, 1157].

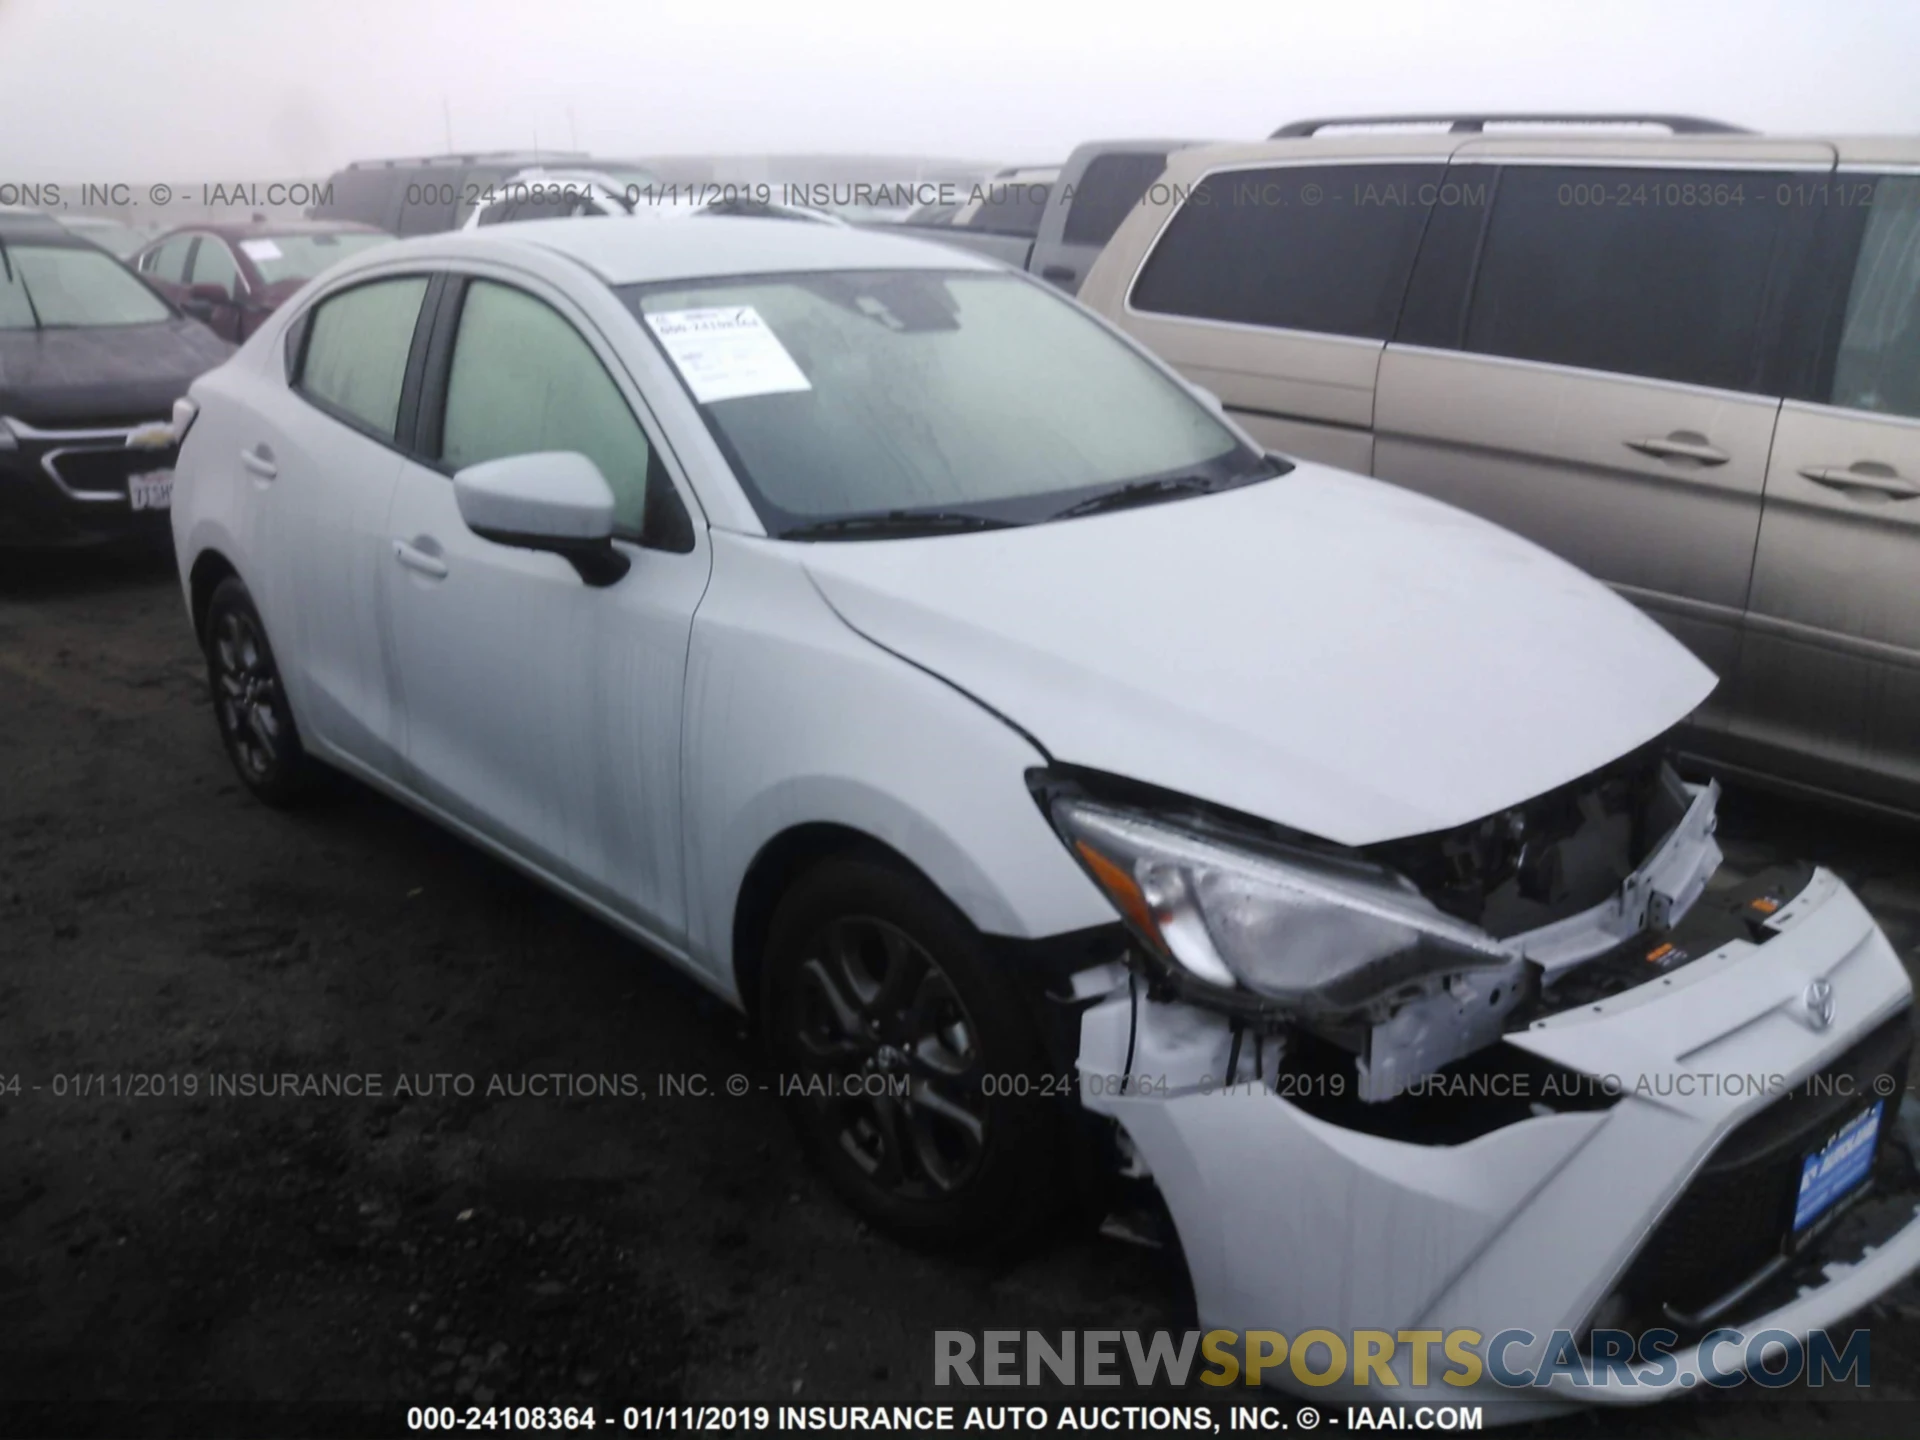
[1, 0, 1915, 180]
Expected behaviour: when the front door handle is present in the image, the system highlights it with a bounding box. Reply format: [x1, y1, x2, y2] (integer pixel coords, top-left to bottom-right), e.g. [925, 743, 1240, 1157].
[393, 539, 449, 579]
[1798, 462, 1920, 500]
[1626, 432, 1730, 466]
[1040, 264, 1077, 284]
[240, 445, 277, 480]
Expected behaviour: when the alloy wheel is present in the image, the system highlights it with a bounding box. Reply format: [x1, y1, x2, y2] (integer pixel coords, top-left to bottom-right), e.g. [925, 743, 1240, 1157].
[212, 608, 284, 781]
[789, 915, 988, 1200]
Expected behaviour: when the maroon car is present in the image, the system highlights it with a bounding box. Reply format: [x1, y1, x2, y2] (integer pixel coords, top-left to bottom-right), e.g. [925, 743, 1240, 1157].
[131, 220, 391, 342]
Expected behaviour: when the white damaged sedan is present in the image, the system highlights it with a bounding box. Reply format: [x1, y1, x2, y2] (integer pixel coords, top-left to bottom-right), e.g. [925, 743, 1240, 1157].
[167, 217, 1917, 1414]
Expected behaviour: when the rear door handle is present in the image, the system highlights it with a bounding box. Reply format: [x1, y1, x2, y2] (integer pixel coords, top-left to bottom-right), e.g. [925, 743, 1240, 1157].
[1798, 462, 1920, 499]
[240, 446, 277, 480]
[1625, 433, 1730, 465]
[393, 539, 449, 579]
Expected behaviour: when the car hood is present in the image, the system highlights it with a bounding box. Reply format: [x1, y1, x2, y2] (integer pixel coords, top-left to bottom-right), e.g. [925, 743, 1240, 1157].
[798, 465, 1717, 847]
[0, 319, 233, 425]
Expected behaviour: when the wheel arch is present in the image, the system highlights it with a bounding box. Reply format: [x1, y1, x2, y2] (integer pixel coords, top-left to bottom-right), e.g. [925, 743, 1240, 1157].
[730, 821, 942, 1027]
[188, 547, 241, 644]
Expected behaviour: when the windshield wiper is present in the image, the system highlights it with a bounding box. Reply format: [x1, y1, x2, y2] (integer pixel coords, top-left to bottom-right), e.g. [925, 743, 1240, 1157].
[1047, 459, 1288, 522]
[1047, 473, 1226, 521]
[780, 509, 1020, 540]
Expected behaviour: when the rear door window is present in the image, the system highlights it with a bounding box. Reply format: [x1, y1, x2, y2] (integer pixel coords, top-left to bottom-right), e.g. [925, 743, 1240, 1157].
[294, 276, 430, 439]
[1461, 167, 1792, 394]
[1829, 174, 1920, 418]
[1063, 152, 1172, 247]
[1129, 163, 1442, 340]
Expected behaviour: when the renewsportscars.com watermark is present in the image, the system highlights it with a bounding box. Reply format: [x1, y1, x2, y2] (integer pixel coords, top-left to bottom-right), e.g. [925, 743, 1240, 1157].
[935, 1327, 1872, 1391]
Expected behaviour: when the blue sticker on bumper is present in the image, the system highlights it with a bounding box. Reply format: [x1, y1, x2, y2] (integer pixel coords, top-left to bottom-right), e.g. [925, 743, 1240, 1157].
[1794, 1100, 1884, 1232]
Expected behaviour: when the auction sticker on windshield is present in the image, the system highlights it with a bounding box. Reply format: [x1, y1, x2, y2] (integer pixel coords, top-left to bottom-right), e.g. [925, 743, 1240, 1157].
[645, 306, 811, 404]
[239, 239, 282, 262]
[128, 470, 173, 511]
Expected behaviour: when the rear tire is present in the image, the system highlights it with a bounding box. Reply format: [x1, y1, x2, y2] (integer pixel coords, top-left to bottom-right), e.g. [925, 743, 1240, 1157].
[762, 854, 1069, 1250]
[203, 576, 317, 808]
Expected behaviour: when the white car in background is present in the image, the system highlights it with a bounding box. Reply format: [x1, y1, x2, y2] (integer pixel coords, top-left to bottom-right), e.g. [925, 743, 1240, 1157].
[166, 216, 1918, 1417]
[462, 167, 842, 228]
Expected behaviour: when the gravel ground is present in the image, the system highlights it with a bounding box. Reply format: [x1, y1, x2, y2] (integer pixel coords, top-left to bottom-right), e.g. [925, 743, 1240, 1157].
[3, 548, 1918, 1439]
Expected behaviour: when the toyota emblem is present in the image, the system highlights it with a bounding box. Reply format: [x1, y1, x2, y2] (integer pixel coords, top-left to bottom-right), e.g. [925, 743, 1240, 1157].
[1803, 978, 1835, 1031]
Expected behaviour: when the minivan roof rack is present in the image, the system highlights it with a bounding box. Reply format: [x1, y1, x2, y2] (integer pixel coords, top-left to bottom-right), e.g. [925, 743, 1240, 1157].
[343, 150, 592, 170]
[1270, 113, 1751, 138]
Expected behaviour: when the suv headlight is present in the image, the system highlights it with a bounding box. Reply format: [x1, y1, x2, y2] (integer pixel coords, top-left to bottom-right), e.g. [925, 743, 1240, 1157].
[1051, 798, 1515, 1018]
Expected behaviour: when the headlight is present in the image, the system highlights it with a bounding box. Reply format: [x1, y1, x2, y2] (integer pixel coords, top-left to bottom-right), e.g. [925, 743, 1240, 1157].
[1051, 798, 1515, 1018]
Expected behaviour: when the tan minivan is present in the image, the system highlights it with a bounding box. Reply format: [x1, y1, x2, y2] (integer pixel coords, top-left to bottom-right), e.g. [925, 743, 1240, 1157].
[1079, 114, 1920, 818]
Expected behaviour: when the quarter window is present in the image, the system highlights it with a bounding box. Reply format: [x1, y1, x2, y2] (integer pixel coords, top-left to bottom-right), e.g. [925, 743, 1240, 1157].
[1062, 152, 1174, 248]
[439, 281, 654, 537]
[1830, 175, 1920, 419]
[1462, 167, 1791, 393]
[1130, 164, 1441, 340]
[295, 276, 429, 439]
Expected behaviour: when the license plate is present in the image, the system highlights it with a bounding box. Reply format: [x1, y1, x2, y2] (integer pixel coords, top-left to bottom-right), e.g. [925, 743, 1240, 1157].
[128, 469, 173, 511]
[1793, 1100, 1883, 1232]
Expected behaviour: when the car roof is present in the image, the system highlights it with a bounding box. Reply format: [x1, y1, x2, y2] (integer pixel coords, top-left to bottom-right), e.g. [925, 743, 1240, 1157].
[384, 214, 1004, 286]
[0, 208, 83, 243]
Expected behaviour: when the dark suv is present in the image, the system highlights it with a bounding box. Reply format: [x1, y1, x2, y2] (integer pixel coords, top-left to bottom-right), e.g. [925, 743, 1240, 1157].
[0, 209, 231, 547]
[308, 151, 594, 236]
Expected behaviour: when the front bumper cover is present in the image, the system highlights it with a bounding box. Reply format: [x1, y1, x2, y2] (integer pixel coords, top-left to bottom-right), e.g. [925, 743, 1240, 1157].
[1078, 867, 1917, 1416]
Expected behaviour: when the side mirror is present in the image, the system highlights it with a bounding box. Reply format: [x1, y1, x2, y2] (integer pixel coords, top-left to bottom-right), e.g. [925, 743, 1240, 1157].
[452, 451, 631, 587]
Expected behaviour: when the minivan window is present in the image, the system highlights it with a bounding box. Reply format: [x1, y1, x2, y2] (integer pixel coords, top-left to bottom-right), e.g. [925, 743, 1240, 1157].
[1062, 152, 1173, 247]
[439, 280, 654, 536]
[1462, 167, 1790, 394]
[295, 276, 429, 438]
[1830, 174, 1920, 419]
[0, 245, 174, 329]
[626, 269, 1255, 535]
[1130, 164, 1441, 340]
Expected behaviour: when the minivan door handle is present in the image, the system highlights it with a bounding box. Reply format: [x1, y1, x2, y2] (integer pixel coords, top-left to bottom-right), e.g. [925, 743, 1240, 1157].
[240, 445, 277, 480]
[1626, 433, 1730, 465]
[393, 538, 449, 579]
[1799, 462, 1920, 500]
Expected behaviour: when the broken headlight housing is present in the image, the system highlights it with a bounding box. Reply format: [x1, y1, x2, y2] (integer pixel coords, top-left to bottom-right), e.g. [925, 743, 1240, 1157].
[1049, 797, 1517, 1022]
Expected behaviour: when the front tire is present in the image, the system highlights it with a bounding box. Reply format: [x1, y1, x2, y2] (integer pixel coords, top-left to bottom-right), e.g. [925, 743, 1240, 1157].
[762, 854, 1068, 1250]
[203, 575, 316, 807]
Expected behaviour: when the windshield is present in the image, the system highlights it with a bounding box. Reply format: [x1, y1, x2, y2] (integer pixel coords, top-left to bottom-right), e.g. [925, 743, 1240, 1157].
[624, 269, 1260, 536]
[0, 244, 173, 328]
